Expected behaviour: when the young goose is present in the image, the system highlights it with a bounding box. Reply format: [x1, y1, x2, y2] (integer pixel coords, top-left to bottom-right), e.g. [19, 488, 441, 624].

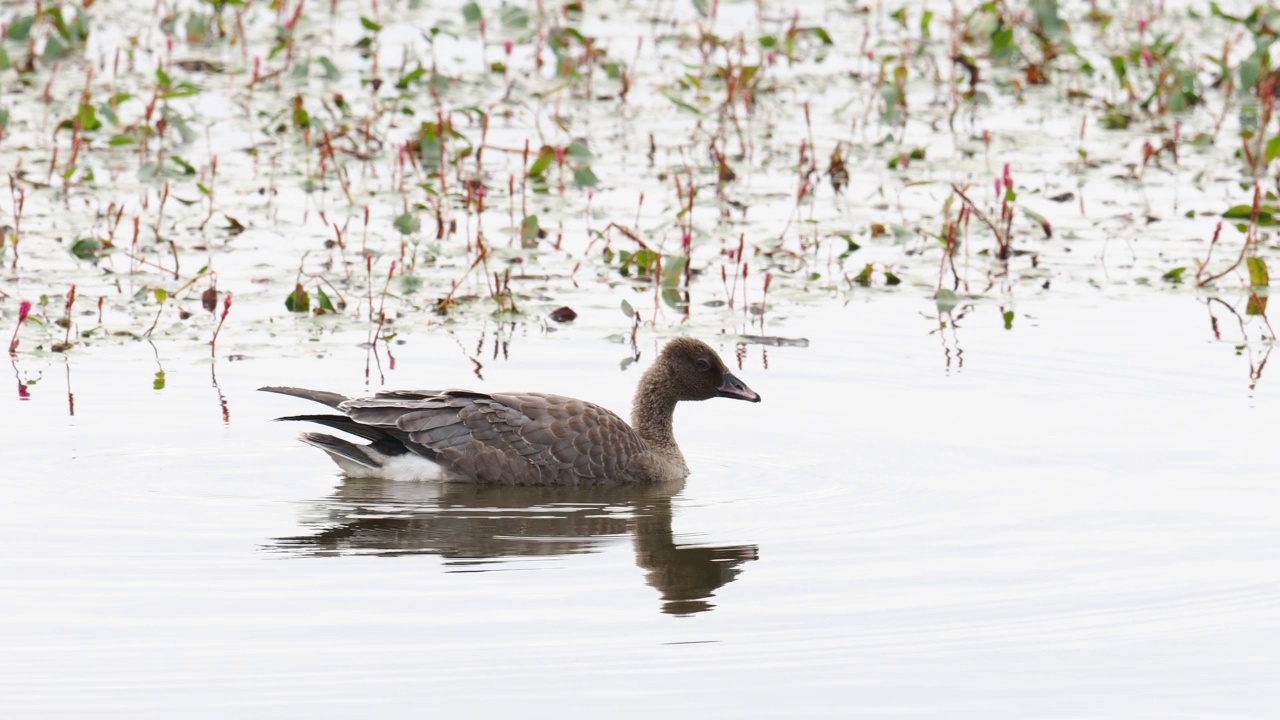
[261, 337, 761, 485]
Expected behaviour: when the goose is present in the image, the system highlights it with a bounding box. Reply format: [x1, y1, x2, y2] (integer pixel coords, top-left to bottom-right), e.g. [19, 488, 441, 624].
[261, 337, 761, 485]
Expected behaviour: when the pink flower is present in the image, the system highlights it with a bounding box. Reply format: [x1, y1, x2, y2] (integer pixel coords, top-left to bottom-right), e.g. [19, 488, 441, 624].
[1002, 162, 1013, 190]
[17, 300, 31, 324]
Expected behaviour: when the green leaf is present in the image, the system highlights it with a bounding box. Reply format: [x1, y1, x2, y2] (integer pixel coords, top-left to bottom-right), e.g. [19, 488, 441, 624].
[528, 147, 555, 177]
[285, 284, 310, 313]
[1223, 203, 1279, 225]
[1247, 256, 1269, 287]
[393, 212, 421, 235]
[1002, 309, 1015, 329]
[170, 156, 196, 175]
[5, 15, 34, 41]
[359, 17, 382, 32]
[990, 27, 1017, 63]
[153, 288, 169, 303]
[1239, 57, 1261, 94]
[935, 288, 959, 313]
[399, 275, 423, 295]
[316, 286, 336, 312]
[663, 93, 702, 114]
[662, 286, 686, 310]
[462, 1, 482, 23]
[661, 255, 685, 288]
[42, 36, 69, 61]
[153, 370, 166, 391]
[620, 298, 635, 318]
[70, 238, 100, 261]
[1109, 55, 1127, 82]
[1266, 136, 1280, 164]
[520, 215, 540, 245]
[318, 56, 341, 81]
[501, 6, 530, 28]
[838, 232, 861, 259]
[566, 139, 593, 163]
[572, 166, 599, 187]
[1162, 267, 1187, 283]
[396, 65, 425, 90]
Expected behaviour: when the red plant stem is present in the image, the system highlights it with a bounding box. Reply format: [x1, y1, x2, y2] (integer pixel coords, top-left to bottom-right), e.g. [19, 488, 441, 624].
[210, 292, 232, 357]
[63, 284, 76, 348]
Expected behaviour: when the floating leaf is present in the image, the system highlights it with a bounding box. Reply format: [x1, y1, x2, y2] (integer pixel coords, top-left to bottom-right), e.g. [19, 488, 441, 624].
[1022, 207, 1052, 238]
[69, 238, 100, 261]
[396, 65, 425, 90]
[838, 232, 861, 258]
[520, 215, 540, 246]
[170, 156, 196, 175]
[502, 7, 531, 28]
[661, 255, 685, 288]
[935, 288, 959, 313]
[1247, 291, 1268, 317]
[663, 93, 702, 114]
[528, 147, 555, 177]
[1002, 309, 1015, 329]
[572, 166, 599, 187]
[5, 15, 34, 41]
[399, 275, 423, 295]
[393, 212, 421, 235]
[318, 57, 341, 81]
[1222, 203, 1279, 225]
[316, 286, 336, 312]
[1162, 267, 1186, 283]
[548, 306, 577, 323]
[1247, 256, 1269, 287]
[285, 284, 310, 312]
[662, 286, 686, 310]
[566, 139, 593, 163]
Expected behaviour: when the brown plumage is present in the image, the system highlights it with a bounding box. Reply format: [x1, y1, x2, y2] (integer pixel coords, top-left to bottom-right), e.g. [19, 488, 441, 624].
[261, 337, 761, 485]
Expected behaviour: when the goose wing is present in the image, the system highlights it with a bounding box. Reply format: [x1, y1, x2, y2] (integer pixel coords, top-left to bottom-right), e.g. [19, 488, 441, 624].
[339, 391, 651, 484]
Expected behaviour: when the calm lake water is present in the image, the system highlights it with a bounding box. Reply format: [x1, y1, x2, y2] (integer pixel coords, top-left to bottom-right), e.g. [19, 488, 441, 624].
[3, 294, 1277, 718]
[3, 0, 1279, 715]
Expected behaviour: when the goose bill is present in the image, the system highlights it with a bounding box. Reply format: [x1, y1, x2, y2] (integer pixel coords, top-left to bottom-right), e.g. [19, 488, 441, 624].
[716, 372, 761, 403]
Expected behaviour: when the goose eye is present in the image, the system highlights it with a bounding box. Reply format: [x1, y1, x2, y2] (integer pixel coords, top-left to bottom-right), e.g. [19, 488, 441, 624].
[694, 357, 711, 372]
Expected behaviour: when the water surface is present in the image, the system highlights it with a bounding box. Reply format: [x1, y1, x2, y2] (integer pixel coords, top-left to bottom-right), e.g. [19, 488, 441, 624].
[3, 295, 1277, 718]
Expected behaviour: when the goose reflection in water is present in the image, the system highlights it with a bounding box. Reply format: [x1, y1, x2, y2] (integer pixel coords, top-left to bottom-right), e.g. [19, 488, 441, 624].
[264, 478, 757, 615]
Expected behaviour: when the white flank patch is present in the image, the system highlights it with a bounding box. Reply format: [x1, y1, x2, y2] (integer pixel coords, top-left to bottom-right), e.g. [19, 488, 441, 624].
[319, 448, 447, 482]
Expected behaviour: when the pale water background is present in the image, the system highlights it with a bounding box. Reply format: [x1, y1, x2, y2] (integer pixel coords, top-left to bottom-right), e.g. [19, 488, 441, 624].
[3, 0, 1280, 715]
[4, 295, 1278, 718]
